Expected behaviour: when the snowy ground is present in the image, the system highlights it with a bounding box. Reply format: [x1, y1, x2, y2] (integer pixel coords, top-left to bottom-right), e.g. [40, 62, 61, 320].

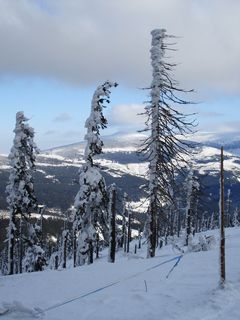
[1, 227, 240, 320]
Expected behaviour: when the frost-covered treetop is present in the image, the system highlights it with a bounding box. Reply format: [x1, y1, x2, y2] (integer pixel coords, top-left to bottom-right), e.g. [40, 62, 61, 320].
[84, 81, 117, 163]
[150, 29, 166, 90]
[9, 111, 39, 168]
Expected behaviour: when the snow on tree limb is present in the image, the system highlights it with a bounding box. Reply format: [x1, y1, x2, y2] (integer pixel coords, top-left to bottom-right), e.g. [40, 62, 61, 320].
[84, 81, 118, 164]
[73, 81, 117, 266]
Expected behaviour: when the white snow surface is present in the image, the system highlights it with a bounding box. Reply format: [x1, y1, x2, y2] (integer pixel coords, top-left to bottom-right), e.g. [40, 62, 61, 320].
[1, 227, 240, 320]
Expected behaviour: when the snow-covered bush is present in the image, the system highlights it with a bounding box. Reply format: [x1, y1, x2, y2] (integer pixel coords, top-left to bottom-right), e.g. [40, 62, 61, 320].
[23, 245, 45, 272]
[49, 251, 60, 270]
[188, 234, 216, 252]
[23, 224, 46, 272]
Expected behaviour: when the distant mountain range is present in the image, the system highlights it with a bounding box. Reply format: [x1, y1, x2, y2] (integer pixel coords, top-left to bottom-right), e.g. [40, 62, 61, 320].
[1, 132, 240, 215]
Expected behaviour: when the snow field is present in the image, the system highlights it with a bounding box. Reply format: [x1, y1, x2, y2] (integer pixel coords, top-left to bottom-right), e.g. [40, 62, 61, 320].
[1, 227, 240, 319]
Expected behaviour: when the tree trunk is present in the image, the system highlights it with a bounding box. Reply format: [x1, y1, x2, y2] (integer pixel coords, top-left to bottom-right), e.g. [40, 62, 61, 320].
[177, 209, 181, 238]
[8, 213, 16, 275]
[88, 240, 93, 264]
[134, 244, 137, 254]
[138, 229, 142, 249]
[55, 255, 59, 270]
[148, 196, 157, 257]
[186, 209, 191, 246]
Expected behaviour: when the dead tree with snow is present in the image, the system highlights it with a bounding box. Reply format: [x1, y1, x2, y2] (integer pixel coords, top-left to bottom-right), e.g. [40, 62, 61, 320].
[6, 112, 40, 275]
[139, 29, 195, 258]
[73, 81, 117, 266]
[185, 169, 200, 245]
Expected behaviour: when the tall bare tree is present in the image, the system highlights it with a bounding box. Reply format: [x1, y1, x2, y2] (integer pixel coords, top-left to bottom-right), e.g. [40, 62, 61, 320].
[139, 29, 195, 258]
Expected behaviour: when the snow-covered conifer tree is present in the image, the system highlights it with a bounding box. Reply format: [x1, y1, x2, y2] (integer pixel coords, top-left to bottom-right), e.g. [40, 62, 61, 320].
[73, 81, 117, 266]
[6, 111, 39, 274]
[185, 169, 200, 245]
[226, 189, 232, 227]
[139, 29, 195, 258]
[23, 223, 45, 272]
[233, 208, 240, 227]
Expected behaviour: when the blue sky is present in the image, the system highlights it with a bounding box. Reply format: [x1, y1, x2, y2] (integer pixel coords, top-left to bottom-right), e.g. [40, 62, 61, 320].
[0, 78, 148, 152]
[0, 0, 240, 153]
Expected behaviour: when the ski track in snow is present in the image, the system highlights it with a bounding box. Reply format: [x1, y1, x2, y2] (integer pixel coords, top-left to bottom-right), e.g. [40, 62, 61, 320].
[1, 228, 240, 320]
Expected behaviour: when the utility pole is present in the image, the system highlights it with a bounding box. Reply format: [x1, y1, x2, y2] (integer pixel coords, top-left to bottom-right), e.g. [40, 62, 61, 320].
[220, 146, 225, 288]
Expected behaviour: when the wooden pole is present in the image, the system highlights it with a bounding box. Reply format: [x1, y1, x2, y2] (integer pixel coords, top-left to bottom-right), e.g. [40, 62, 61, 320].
[62, 230, 68, 269]
[220, 146, 226, 288]
[127, 209, 132, 253]
[96, 233, 99, 259]
[19, 216, 23, 274]
[73, 229, 76, 268]
[108, 185, 116, 263]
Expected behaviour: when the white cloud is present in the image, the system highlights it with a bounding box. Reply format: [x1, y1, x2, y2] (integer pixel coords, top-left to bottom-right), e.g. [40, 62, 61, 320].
[109, 104, 146, 127]
[0, 0, 239, 95]
[44, 130, 56, 135]
[54, 112, 71, 122]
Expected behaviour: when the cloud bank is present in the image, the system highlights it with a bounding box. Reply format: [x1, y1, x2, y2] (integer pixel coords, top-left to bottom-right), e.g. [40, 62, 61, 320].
[0, 0, 239, 94]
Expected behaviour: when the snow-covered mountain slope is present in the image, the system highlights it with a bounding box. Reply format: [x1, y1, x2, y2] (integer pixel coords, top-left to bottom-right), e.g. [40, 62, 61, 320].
[44, 132, 146, 158]
[191, 131, 240, 156]
[1, 227, 240, 320]
[1, 133, 240, 212]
